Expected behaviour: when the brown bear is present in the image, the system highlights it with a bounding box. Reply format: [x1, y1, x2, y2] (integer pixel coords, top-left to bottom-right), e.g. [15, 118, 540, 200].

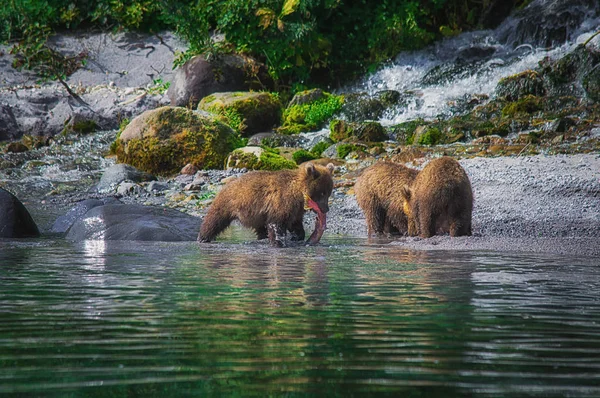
[396, 156, 473, 238]
[354, 161, 419, 236]
[198, 162, 335, 246]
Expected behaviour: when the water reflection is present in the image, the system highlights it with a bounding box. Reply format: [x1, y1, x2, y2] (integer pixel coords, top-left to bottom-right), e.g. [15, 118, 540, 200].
[0, 239, 599, 396]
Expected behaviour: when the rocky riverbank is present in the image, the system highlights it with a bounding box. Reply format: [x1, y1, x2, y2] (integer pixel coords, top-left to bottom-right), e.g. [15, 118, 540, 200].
[1, 27, 599, 257]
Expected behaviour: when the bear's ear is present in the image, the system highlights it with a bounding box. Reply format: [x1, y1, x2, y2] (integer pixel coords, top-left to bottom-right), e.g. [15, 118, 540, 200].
[304, 162, 319, 179]
[326, 163, 335, 174]
[400, 185, 412, 200]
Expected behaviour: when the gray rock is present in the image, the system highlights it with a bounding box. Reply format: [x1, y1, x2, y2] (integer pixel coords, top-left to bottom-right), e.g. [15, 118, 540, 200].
[66, 204, 202, 241]
[0, 105, 19, 141]
[147, 181, 169, 193]
[97, 164, 156, 192]
[50, 197, 120, 234]
[0, 187, 40, 238]
[116, 181, 143, 196]
[168, 54, 273, 108]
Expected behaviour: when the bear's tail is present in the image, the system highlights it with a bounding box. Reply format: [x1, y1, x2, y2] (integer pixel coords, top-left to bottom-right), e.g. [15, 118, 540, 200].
[197, 207, 234, 243]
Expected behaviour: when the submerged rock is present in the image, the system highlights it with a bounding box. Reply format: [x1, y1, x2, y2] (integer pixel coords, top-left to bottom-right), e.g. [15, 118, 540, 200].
[66, 204, 201, 241]
[0, 187, 40, 238]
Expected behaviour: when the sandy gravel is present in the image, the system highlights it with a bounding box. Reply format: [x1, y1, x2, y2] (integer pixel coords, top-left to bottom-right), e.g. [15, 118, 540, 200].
[326, 153, 600, 257]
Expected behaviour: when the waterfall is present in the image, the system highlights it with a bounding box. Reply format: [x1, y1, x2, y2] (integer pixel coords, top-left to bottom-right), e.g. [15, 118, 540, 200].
[347, 0, 600, 126]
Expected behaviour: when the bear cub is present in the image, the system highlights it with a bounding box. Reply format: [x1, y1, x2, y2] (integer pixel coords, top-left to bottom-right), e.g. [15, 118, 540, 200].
[198, 162, 335, 246]
[397, 156, 473, 238]
[354, 161, 419, 236]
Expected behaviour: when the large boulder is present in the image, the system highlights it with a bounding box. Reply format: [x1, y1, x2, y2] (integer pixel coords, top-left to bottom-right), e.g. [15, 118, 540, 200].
[330, 120, 388, 143]
[339, 90, 404, 122]
[279, 89, 344, 135]
[198, 92, 281, 136]
[226, 146, 297, 170]
[65, 204, 201, 241]
[167, 54, 273, 108]
[113, 106, 237, 175]
[0, 187, 40, 238]
[50, 198, 120, 234]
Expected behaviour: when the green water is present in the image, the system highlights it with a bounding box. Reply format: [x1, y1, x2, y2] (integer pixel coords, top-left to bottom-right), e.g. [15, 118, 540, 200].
[1, 237, 599, 397]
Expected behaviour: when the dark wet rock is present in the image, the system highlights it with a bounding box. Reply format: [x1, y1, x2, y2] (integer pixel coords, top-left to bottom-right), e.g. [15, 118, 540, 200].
[168, 54, 273, 108]
[0, 105, 19, 141]
[50, 197, 120, 234]
[538, 45, 600, 98]
[198, 91, 282, 136]
[146, 181, 169, 193]
[480, 0, 519, 28]
[339, 90, 405, 122]
[66, 204, 201, 241]
[330, 120, 387, 143]
[0, 187, 40, 238]
[495, 70, 546, 101]
[5, 142, 29, 153]
[97, 164, 156, 192]
[496, 0, 600, 48]
[455, 46, 496, 63]
[583, 65, 600, 102]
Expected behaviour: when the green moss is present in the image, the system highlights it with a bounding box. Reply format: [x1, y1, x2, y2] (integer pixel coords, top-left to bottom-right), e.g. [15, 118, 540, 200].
[337, 143, 362, 159]
[259, 151, 297, 170]
[329, 119, 353, 142]
[292, 149, 318, 164]
[310, 141, 331, 157]
[281, 92, 344, 134]
[416, 127, 443, 146]
[228, 148, 297, 170]
[114, 108, 235, 176]
[502, 95, 543, 117]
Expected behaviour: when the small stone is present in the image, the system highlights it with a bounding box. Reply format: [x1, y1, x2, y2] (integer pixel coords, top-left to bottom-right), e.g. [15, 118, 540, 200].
[181, 163, 199, 175]
[117, 182, 142, 196]
[552, 134, 564, 144]
[147, 181, 169, 193]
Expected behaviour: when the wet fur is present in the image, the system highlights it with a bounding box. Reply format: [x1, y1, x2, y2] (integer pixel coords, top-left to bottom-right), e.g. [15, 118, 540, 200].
[398, 157, 473, 238]
[198, 163, 334, 246]
[354, 162, 419, 236]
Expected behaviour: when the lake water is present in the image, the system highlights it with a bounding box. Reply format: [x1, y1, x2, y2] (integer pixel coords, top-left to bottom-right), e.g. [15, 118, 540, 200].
[1, 234, 599, 397]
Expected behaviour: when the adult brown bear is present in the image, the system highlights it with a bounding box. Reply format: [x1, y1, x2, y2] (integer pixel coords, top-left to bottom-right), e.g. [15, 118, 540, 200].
[198, 163, 335, 246]
[398, 157, 473, 238]
[354, 162, 418, 236]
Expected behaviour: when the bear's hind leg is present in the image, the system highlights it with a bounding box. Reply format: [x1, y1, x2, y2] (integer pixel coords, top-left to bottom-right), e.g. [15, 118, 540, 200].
[198, 208, 234, 242]
[254, 225, 268, 240]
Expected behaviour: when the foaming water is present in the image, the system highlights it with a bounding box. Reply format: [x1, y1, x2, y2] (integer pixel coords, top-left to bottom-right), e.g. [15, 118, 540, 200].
[1, 238, 599, 396]
[348, 7, 600, 125]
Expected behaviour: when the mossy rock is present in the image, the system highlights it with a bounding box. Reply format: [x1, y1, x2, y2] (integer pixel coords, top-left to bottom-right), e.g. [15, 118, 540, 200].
[413, 126, 443, 146]
[227, 146, 297, 170]
[279, 90, 344, 134]
[583, 67, 600, 103]
[502, 95, 543, 117]
[330, 120, 387, 143]
[292, 149, 319, 164]
[496, 70, 546, 101]
[339, 90, 403, 122]
[198, 91, 282, 136]
[388, 119, 427, 144]
[114, 106, 237, 176]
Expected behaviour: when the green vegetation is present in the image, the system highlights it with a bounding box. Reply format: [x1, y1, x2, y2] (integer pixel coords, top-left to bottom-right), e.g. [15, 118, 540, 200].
[416, 127, 443, 146]
[0, 0, 530, 88]
[292, 149, 318, 164]
[337, 143, 363, 159]
[310, 141, 331, 157]
[228, 148, 297, 170]
[280, 92, 343, 134]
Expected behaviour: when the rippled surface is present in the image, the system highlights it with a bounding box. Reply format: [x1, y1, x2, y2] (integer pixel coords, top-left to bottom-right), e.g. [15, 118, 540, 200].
[1, 237, 599, 397]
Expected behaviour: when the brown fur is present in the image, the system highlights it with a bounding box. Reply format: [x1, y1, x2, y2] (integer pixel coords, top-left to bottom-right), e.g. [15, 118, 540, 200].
[354, 161, 419, 236]
[397, 157, 473, 238]
[198, 163, 334, 246]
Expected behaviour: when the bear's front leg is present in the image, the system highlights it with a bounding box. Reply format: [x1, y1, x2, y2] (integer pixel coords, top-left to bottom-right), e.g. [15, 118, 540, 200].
[267, 223, 287, 247]
[289, 219, 305, 241]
